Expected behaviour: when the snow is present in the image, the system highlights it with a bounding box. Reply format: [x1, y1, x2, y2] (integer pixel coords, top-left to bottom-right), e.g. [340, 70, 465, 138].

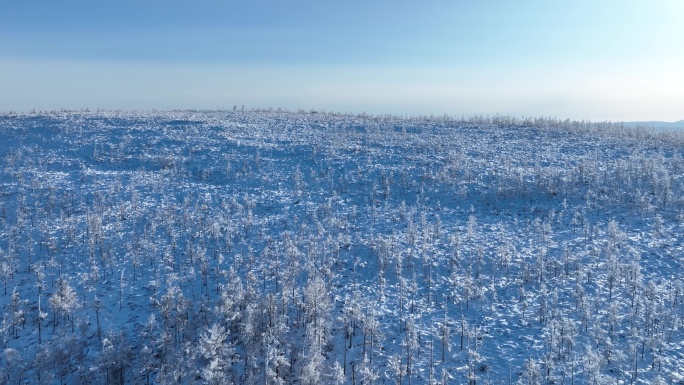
[1, 109, 683, 384]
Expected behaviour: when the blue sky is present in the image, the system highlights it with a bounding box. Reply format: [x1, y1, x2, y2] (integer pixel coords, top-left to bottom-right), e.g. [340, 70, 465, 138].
[1, 0, 683, 121]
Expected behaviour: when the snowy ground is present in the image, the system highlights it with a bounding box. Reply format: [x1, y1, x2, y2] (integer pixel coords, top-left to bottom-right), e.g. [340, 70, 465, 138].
[0, 109, 683, 384]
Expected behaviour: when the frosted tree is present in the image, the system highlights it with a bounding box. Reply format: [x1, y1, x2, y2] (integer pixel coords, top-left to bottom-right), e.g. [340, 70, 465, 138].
[7, 288, 27, 339]
[520, 357, 541, 385]
[361, 304, 381, 366]
[294, 165, 305, 197]
[359, 353, 380, 385]
[239, 302, 258, 383]
[2, 347, 25, 384]
[339, 293, 356, 375]
[139, 345, 156, 385]
[582, 345, 605, 385]
[404, 316, 419, 384]
[32, 342, 57, 385]
[300, 337, 325, 385]
[303, 274, 332, 345]
[263, 319, 290, 385]
[99, 331, 133, 385]
[0, 248, 17, 295]
[197, 323, 233, 385]
[49, 277, 80, 333]
[466, 339, 485, 385]
[387, 354, 403, 385]
[329, 361, 345, 385]
[300, 274, 332, 385]
[219, 267, 244, 332]
[154, 274, 190, 348]
[439, 305, 451, 362]
[651, 214, 664, 247]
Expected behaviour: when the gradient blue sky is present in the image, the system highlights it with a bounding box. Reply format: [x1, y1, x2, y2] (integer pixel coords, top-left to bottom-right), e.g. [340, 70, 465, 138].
[1, 0, 683, 121]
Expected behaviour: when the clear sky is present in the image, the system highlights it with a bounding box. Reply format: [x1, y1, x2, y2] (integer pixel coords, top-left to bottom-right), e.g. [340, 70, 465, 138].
[1, 0, 683, 121]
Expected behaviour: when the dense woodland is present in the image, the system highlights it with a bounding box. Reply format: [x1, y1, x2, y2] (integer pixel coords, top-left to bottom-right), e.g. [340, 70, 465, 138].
[0, 109, 683, 384]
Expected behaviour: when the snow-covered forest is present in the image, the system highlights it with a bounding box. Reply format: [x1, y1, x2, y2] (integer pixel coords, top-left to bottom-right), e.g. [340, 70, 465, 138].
[1, 109, 683, 384]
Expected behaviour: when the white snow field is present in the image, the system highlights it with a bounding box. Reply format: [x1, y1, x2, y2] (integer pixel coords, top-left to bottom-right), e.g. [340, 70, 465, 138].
[0, 109, 683, 384]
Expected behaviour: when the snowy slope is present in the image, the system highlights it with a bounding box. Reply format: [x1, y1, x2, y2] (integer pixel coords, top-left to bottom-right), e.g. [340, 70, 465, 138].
[0, 110, 683, 384]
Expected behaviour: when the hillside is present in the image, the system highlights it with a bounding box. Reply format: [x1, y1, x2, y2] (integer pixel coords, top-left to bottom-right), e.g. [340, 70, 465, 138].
[624, 121, 684, 130]
[1, 110, 683, 384]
